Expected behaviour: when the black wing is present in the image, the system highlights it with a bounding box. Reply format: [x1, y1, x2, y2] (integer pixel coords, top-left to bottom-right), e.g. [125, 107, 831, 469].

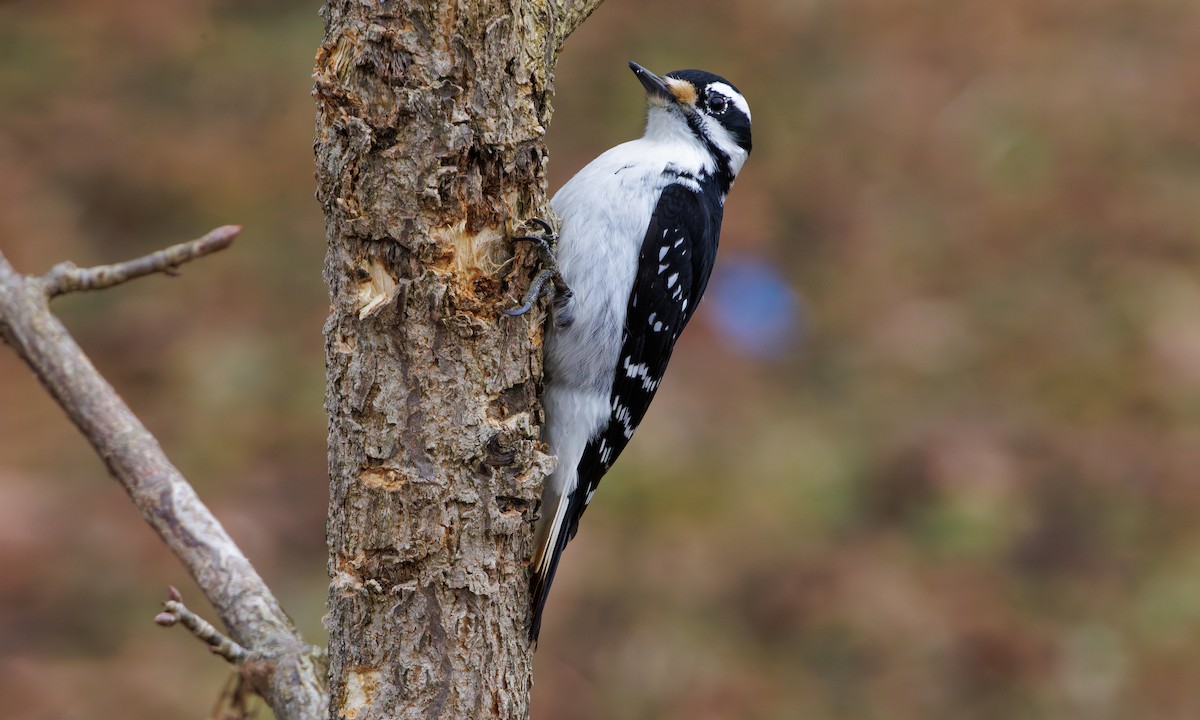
[564, 180, 722, 540]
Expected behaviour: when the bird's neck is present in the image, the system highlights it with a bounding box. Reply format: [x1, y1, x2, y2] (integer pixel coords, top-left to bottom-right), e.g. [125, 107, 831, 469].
[641, 109, 740, 196]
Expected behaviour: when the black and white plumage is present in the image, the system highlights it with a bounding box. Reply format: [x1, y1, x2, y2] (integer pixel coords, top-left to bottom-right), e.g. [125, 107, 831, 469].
[529, 61, 752, 641]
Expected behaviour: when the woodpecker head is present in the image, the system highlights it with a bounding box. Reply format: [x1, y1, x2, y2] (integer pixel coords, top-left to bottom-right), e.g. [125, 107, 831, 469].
[629, 61, 753, 181]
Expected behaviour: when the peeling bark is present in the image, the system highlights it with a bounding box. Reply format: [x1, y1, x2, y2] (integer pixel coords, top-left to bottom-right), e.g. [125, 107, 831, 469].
[314, 2, 602, 717]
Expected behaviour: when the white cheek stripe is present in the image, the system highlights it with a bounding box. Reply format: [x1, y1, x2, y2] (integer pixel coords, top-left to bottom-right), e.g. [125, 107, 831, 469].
[698, 114, 749, 177]
[708, 82, 751, 121]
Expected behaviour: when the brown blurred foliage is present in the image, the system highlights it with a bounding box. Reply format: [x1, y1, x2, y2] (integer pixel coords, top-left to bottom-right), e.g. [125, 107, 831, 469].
[2, 0, 1199, 718]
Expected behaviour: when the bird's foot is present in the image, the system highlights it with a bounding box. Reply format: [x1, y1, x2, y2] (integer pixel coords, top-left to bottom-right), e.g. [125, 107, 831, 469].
[503, 218, 572, 317]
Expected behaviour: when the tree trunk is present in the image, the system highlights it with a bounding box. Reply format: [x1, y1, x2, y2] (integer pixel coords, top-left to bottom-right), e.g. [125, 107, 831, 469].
[313, 2, 599, 717]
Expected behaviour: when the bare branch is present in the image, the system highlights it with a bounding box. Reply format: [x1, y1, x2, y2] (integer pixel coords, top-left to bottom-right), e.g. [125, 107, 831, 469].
[156, 586, 250, 665]
[556, 0, 606, 48]
[0, 238, 326, 720]
[42, 225, 240, 298]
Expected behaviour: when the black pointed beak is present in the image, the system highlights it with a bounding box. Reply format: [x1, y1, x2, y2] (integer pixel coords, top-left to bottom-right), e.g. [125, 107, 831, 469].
[629, 61, 674, 103]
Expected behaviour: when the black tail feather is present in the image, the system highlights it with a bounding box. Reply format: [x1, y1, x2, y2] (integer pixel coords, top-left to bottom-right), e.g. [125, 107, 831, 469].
[529, 489, 591, 643]
[529, 513, 574, 643]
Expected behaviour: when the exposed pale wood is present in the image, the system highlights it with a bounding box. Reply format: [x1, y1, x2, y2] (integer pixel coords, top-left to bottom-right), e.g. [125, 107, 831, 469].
[314, 1, 604, 717]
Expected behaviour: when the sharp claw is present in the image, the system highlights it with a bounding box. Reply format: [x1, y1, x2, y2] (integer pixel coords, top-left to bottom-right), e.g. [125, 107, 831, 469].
[527, 217, 554, 235]
[503, 267, 557, 318]
[503, 218, 570, 319]
[513, 227, 558, 257]
[502, 302, 534, 317]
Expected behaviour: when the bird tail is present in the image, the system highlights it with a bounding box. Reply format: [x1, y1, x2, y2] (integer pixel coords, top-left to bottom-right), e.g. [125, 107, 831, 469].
[529, 489, 575, 642]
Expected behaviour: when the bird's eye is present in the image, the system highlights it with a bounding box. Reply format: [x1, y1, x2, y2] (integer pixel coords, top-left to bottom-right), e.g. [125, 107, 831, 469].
[708, 95, 728, 113]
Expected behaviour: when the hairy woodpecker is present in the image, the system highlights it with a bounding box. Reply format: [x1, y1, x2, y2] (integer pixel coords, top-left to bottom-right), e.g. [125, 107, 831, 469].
[518, 61, 752, 641]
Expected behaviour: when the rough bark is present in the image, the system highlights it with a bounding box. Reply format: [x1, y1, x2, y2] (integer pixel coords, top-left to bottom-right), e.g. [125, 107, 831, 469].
[313, 1, 601, 717]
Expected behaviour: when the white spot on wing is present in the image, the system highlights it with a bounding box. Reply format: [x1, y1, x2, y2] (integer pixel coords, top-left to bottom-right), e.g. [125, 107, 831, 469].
[598, 438, 612, 465]
[623, 355, 659, 391]
[613, 402, 635, 439]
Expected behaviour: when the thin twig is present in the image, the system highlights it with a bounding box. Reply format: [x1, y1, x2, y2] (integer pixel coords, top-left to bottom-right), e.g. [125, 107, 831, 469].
[156, 586, 250, 665]
[0, 239, 327, 720]
[41, 225, 240, 298]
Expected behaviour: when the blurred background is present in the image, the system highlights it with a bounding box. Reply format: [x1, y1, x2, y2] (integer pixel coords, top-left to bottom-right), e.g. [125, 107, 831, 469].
[2, 0, 1200, 717]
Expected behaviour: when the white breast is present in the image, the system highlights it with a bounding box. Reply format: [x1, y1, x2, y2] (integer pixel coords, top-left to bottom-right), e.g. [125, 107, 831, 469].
[545, 137, 707, 400]
[536, 130, 711, 520]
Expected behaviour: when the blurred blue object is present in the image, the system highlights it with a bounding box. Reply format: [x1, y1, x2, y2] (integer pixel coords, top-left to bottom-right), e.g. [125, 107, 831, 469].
[705, 256, 804, 360]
